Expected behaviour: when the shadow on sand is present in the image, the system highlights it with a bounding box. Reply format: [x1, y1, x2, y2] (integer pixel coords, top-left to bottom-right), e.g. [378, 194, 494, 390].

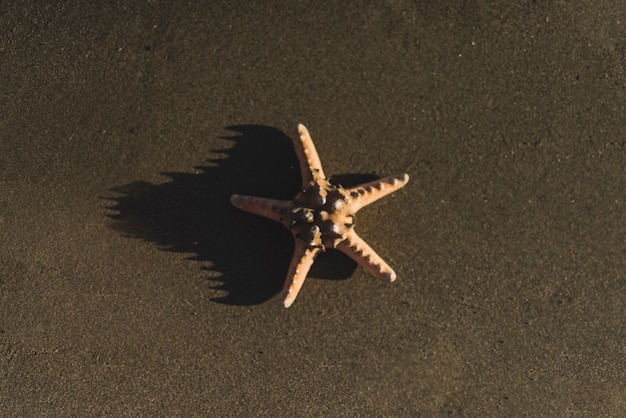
[106, 125, 376, 306]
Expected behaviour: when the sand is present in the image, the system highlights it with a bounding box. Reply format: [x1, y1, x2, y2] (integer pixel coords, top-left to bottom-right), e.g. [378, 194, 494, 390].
[1, 1, 625, 415]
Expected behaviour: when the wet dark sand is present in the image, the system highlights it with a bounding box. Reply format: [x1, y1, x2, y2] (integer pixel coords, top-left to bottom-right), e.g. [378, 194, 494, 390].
[1, 2, 625, 415]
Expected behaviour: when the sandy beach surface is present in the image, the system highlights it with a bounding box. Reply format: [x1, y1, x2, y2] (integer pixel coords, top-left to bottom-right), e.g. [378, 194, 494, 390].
[1, 1, 625, 415]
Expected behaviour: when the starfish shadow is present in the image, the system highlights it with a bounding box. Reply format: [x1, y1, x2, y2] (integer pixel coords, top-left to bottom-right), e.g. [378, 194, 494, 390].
[106, 125, 371, 305]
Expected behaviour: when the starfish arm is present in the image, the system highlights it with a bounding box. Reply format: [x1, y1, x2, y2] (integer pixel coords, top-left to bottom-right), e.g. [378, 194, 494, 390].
[346, 173, 409, 212]
[293, 123, 326, 185]
[282, 241, 321, 308]
[336, 229, 397, 282]
[230, 194, 290, 225]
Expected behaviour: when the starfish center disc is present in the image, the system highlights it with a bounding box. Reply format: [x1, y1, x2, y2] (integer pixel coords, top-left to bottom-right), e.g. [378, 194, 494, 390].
[290, 183, 353, 249]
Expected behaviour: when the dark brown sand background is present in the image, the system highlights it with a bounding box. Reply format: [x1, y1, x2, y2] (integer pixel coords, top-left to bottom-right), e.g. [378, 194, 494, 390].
[1, 1, 625, 416]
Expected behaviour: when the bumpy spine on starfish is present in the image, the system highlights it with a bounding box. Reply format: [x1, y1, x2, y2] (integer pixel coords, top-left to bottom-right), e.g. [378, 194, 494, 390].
[345, 173, 410, 213]
[294, 123, 325, 185]
[282, 243, 321, 308]
[229, 195, 290, 227]
[336, 229, 397, 282]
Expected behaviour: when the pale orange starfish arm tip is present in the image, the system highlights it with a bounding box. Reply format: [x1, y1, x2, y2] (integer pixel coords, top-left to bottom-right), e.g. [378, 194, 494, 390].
[348, 173, 409, 212]
[230, 194, 288, 224]
[337, 229, 397, 283]
[282, 243, 321, 308]
[294, 123, 325, 183]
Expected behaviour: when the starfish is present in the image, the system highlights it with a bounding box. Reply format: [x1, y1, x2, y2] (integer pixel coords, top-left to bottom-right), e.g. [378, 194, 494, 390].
[230, 124, 409, 308]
